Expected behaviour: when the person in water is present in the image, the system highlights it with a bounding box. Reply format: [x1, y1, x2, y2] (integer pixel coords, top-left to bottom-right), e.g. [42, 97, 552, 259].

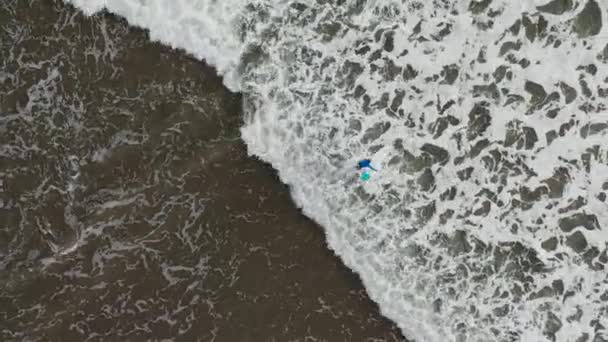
[357, 159, 377, 181]
[356, 159, 377, 171]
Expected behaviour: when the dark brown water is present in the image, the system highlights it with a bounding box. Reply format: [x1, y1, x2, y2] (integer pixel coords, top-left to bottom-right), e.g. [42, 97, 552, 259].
[0, 1, 404, 341]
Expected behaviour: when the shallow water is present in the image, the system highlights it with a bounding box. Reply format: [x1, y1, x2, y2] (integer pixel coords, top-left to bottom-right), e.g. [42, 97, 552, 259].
[0, 1, 404, 340]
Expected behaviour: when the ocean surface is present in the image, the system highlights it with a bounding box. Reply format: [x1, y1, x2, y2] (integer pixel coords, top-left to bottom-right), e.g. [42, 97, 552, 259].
[5, 0, 608, 341]
[0, 1, 404, 341]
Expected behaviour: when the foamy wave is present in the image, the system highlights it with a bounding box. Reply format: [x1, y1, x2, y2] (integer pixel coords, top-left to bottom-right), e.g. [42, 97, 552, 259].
[65, 0, 244, 90]
[65, 0, 608, 340]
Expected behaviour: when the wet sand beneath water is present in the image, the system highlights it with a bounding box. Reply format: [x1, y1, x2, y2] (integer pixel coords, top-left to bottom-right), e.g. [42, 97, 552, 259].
[0, 1, 405, 341]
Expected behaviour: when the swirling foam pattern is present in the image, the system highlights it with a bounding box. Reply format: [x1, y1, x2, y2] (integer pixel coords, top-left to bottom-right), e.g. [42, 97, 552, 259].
[66, 0, 608, 340]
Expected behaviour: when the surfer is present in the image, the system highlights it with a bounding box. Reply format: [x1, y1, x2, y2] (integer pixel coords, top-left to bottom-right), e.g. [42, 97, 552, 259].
[357, 159, 377, 181]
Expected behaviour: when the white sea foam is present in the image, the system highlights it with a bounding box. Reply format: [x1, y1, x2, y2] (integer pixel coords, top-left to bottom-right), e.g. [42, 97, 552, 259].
[66, 0, 244, 91]
[66, 0, 608, 340]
